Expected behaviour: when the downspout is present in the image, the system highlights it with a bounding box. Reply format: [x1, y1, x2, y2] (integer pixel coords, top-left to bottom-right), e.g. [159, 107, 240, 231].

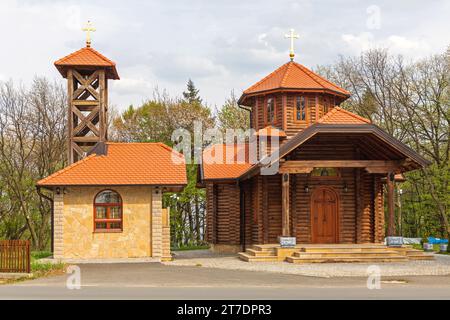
[36, 186, 54, 254]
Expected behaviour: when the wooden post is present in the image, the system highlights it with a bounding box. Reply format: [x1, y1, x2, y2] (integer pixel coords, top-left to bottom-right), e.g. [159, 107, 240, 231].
[67, 69, 74, 164]
[386, 172, 396, 236]
[281, 173, 290, 237]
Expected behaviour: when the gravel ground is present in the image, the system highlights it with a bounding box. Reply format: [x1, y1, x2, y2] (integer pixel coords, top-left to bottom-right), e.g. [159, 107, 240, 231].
[164, 250, 450, 278]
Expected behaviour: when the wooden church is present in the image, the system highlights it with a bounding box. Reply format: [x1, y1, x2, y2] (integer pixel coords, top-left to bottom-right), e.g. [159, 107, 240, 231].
[199, 32, 431, 262]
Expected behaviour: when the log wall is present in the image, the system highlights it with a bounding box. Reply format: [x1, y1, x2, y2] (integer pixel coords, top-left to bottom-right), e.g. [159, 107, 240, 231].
[250, 92, 337, 137]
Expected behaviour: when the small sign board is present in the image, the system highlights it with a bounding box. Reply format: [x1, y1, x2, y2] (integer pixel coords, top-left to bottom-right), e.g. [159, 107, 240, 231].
[386, 236, 403, 247]
[279, 236, 296, 248]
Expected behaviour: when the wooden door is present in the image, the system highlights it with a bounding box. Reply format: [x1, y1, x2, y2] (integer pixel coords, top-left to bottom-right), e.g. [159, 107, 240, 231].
[311, 187, 339, 243]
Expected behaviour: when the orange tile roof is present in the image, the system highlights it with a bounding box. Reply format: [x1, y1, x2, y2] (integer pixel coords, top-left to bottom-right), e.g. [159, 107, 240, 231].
[37, 143, 187, 186]
[317, 107, 371, 124]
[54, 46, 119, 80]
[201, 108, 371, 181]
[202, 144, 252, 180]
[255, 126, 287, 137]
[241, 61, 350, 98]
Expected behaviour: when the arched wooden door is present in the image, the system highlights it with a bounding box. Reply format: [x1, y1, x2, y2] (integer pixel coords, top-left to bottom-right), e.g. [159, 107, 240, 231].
[310, 187, 339, 243]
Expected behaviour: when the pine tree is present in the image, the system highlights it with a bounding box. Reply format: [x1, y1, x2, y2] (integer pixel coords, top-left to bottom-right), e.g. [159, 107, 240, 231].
[182, 79, 202, 105]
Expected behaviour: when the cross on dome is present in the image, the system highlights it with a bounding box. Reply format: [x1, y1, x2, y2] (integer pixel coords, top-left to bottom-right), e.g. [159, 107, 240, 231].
[284, 28, 299, 61]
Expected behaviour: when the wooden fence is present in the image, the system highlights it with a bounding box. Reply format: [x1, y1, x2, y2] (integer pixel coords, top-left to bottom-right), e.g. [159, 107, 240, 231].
[0, 240, 31, 273]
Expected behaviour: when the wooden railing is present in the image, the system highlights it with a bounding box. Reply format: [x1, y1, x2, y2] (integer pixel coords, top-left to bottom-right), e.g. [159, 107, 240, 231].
[0, 240, 31, 273]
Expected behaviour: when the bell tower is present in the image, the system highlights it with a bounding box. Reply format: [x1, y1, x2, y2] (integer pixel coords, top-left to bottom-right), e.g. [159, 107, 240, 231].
[54, 21, 120, 164]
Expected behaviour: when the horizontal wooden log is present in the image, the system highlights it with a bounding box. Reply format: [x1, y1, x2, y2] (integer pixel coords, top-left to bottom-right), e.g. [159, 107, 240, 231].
[280, 160, 400, 168]
[279, 167, 313, 174]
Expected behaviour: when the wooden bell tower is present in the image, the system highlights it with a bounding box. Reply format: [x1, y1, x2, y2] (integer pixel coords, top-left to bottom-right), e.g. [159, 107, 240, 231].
[54, 22, 119, 164]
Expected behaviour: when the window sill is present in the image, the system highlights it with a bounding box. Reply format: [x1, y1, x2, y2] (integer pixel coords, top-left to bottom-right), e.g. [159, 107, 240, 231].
[93, 229, 123, 234]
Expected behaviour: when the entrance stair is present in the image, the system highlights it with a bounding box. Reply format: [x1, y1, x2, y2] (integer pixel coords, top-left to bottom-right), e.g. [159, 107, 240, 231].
[238, 244, 434, 263]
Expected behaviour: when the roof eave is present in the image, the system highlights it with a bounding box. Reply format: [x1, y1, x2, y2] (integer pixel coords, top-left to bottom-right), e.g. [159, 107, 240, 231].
[238, 87, 350, 106]
[37, 182, 188, 189]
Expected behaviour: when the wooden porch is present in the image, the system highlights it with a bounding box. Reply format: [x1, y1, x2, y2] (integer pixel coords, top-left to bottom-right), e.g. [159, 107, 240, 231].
[277, 159, 400, 243]
[238, 243, 434, 263]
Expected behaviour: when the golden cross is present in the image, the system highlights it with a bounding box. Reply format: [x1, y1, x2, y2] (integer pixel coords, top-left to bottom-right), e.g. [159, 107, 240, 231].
[82, 20, 96, 47]
[285, 28, 299, 61]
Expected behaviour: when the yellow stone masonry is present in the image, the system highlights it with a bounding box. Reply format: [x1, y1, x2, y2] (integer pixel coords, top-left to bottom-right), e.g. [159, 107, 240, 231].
[53, 186, 170, 260]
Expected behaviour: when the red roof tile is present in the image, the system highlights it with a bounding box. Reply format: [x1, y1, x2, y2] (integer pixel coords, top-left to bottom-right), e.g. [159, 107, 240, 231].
[37, 143, 187, 186]
[240, 61, 350, 100]
[54, 47, 119, 80]
[202, 144, 252, 180]
[317, 107, 371, 124]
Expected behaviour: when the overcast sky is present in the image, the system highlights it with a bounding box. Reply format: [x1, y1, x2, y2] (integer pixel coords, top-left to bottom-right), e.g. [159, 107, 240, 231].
[0, 0, 449, 110]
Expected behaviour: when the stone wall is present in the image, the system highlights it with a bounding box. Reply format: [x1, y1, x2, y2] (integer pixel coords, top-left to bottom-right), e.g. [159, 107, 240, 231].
[151, 188, 162, 258]
[53, 193, 64, 259]
[57, 186, 159, 259]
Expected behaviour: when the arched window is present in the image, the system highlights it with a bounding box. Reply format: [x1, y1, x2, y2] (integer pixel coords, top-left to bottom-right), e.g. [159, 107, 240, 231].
[295, 96, 306, 122]
[266, 97, 275, 124]
[94, 190, 123, 232]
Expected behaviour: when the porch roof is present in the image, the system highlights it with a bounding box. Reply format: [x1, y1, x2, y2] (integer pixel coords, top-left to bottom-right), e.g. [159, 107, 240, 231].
[238, 123, 431, 180]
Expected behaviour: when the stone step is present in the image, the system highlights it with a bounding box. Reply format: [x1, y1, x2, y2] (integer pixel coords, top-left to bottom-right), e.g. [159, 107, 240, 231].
[300, 246, 392, 253]
[251, 245, 277, 253]
[237, 252, 279, 262]
[245, 248, 277, 257]
[292, 251, 402, 258]
[286, 255, 409, 264]
[406, 254, 435, 260]
[390, 248, 435, 260]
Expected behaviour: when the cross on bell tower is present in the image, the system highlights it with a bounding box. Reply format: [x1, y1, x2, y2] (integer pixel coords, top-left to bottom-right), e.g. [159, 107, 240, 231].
[82, 20, 96, 47]
[54, 21, 120, 164]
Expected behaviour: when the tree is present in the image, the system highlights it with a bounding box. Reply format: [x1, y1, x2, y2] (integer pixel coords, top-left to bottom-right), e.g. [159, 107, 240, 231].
[317, 48, 450, 240]
[0, 78, 66, 249]
[182, 79, 202, 105]
[216, 90, 250, 132]
[112, 87, 214, 247]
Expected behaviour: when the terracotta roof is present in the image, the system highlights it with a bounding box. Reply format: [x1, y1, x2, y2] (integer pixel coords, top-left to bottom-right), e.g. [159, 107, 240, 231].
[54, 47, 119, 80]
[37, 143, 187, 186]
[317, 107, 371, 124]
[255, 126, 287, 137]
[239, 61, 350, 103]
[202, 144, 252, 180]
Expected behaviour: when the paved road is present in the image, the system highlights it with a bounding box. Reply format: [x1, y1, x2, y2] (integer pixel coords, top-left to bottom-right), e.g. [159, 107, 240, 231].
[1, 263, 449, 299]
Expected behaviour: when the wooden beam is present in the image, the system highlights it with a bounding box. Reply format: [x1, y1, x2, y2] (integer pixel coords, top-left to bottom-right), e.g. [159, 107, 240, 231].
[279, 167, 313, 174]
[67, 69, 74, 164]
[386, 172, 396, 236]
[281, 160, 400, 168]
[72, 100, 100, 106]
[71, 142, 86, 158]
[365, 167, 399, 174]
[72, 136, 101, 143]
[72, 106, 100, 137]
[281, 173, 290, 237]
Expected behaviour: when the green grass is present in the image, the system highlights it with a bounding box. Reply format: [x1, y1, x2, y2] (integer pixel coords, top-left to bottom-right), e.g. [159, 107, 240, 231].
[171, 244, 210, 251]
[30, 251, 65, 274]
[31, 251, 52, 260]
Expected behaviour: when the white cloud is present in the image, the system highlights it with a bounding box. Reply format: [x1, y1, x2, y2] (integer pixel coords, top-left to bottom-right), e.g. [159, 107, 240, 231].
[341, 32, 432, 59]
[0, 0, 448, 110]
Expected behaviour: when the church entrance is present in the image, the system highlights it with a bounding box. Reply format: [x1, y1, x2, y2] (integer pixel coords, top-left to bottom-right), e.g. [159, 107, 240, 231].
[310, 187, 339, 243]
